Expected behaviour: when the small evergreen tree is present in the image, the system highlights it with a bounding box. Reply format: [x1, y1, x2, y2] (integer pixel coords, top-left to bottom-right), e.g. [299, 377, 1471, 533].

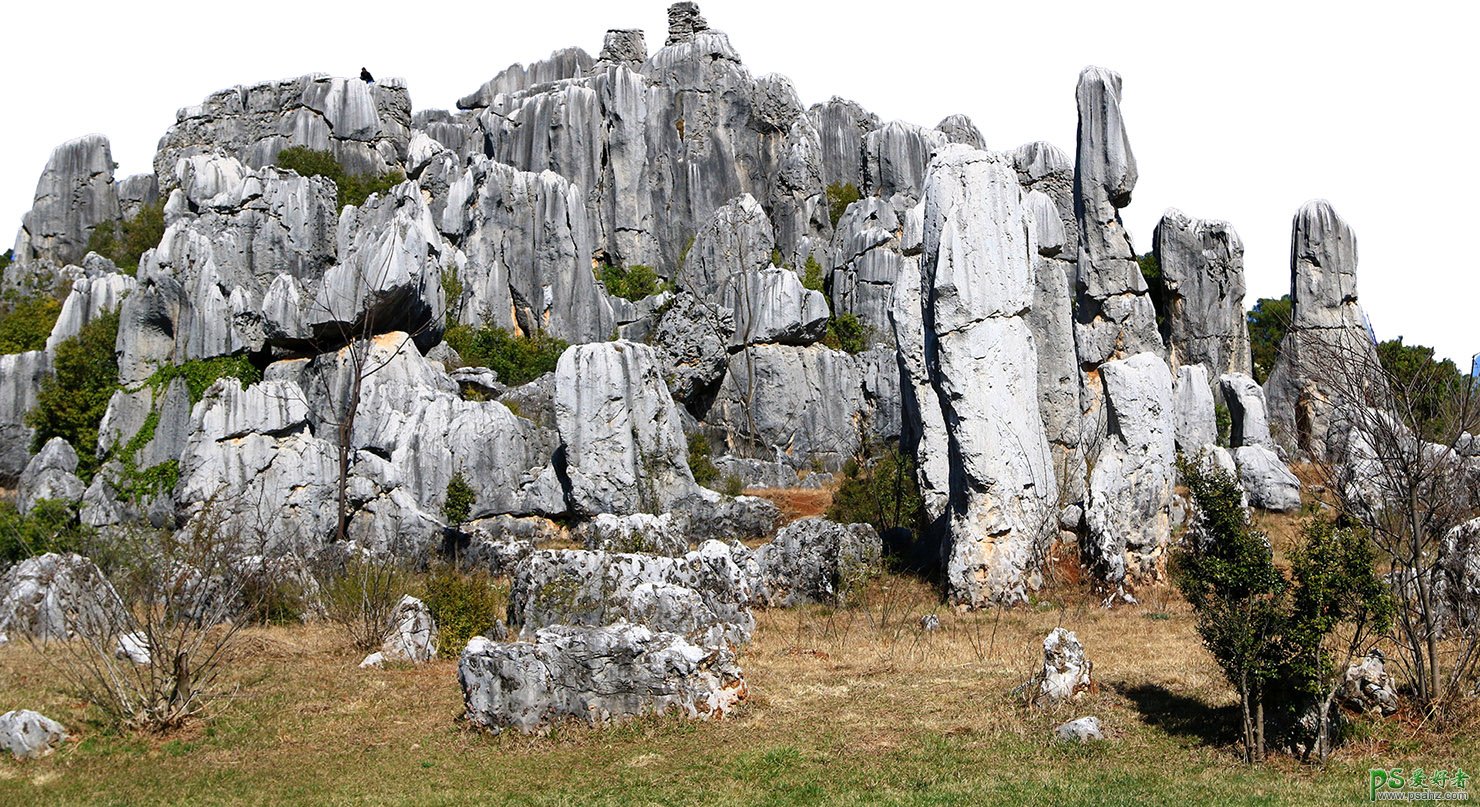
[26, 310, 121, 481]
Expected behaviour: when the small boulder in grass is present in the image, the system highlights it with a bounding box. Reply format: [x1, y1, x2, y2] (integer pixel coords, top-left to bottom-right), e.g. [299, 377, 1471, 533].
[1033, 627, 1093, 704]
[1054, 716, 1104, 743]
[0, 710, 68, 760]
[919, 614, 941, 632]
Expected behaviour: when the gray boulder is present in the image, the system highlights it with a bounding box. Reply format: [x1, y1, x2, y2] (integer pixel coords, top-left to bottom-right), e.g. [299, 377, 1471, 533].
[752, 517, 881, 607]
[918, 146, 1056, 607]
[1234, 445, 1302, 512]
[1036, 628, 1093, 704]
[16, 437, 85, 515]
[1340, 650, 1399, 716]
[555, 341, 700, 516]
[665, 2, 709, 45]
[723, 266, 829, 347]
[507, 541, 755, 646]
[1086, 352, 1175, 585]
[458, 623, 746, 735]
[1220, 372, 1274, 449]
[46, 272, 137, 353]
[682, 194, 774, 300]
[0, 553, 123, 643]
[0, 710, 68, 760]
[935, 114, 986, 149]
[381, 594, 438, 663]
[864, 121, 947, 204]
[650, 291, 734, 404]
[1054, 716, 1104, 743]
[0, 351, 49, 482]
[1153, 209, 1251, 378]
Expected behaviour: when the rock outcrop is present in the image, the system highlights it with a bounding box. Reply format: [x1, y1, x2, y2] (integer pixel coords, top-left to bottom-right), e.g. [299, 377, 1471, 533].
[0, 553, 122, 643]
[751, 517, 881, 607]
[1234, 445, 1302, 512]
[916, 146, 1056, 606]
[459, 624, 746, 734]
[16, 437, 86, 515]
[1264, 201, 1379, 459]
[1152, 209, 1251, 378]
[1036, 628, 1093, 704]
[0, 710, 68, 760]
[11, 135, 120, 275]
[1172, 364, 1218, 453]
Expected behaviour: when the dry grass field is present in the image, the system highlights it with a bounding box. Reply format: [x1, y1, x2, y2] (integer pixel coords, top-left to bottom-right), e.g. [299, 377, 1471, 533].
[1, 560, 1471, 805]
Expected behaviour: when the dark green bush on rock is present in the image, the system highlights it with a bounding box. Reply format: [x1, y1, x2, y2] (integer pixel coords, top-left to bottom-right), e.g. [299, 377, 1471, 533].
[443, 325, 568, 387]
[26, 310, 120, 481]
[275, 147, 404, 212]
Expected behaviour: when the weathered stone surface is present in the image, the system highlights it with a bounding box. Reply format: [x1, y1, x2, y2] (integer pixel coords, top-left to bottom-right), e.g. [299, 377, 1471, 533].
[723, 267, 828, 347]
[830, 197, 906, 342]
[1086, 352, 1175, 585]
[1220, 373, 1273, 449]
[0, 350, 48, 482]
[890, 255, 950, 522]
[0, 710, 67, 760]
[382, 595, 438, 663]
[507, 541, 755, 645]
[458, 623, 745, 734]
[458, 48, 595, 109]
[555, 341, 700, 516]
[1234, 445, 1302, 512]
[665, 2, 709, 45]
[752, 517, 881, 607]
[864, 121, 947, 205]
[1054, 716, 1104, 743]
[47, 272, 136, 354]
[311, 180, 448, 352]
[650, 291, 733, 405]
[1440, 517, 1480, 626]
[154, 74, 412, 189]
[682, 194, 774, 300]
[1172, 364, 1217, 452]
[12, 135, 120, 273]
[576, 513, 688, 556]
[16, 438, 85, 515]
[0, 553, 122, 642]
[1340, 650, 1399, 715]
[935, 114, 985, 149]
[917, 146, 1056, 606]
[1153, 208, 1251, 378]
[1037, 628, 1093, 704]
[598, 29, 649, 66]
[439, 157, 613, 344]
[1264, 201, 1379, 459]
[708, 344, 870, 471]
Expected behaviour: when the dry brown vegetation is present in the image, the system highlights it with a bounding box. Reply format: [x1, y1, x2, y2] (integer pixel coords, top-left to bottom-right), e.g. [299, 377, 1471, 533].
[1, 532, 1467, 805]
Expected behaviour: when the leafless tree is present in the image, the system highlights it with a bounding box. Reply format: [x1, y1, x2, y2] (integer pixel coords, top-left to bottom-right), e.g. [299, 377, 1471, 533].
[1301, 331, 1480, 718]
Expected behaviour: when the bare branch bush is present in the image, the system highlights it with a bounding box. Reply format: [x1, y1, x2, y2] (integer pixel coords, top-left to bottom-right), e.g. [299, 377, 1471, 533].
[316, 551, 410, 652]
[1302, 331, 1480, 719]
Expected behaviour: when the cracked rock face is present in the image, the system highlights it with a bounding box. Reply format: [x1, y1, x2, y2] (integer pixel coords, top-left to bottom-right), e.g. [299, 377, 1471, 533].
[1037, 628, 1093, 704]
[916, 145, 1056, 607]
[382, 595, 438, 663]
[575, 512, 689, 557]
[1153, 208, 1251, 378]
[752, 517, 881, 607]
[0, 710, 68, 760]
[1263, 200, 1380, 460]
[458, 623, 745, 734]
[1234, 445, 1302, 512]
[16, 438, 86, 515]
[0, 553, 123, 643]
[11, 134, 120, 275]
[506, 541, 755, 646]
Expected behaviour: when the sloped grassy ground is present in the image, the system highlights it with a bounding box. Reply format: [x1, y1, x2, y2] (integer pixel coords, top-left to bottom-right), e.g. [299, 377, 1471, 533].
[1, 568, 1470, 806]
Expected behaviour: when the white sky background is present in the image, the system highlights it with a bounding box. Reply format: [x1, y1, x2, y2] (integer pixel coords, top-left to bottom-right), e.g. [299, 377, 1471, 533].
[3, 0, 1475, 366]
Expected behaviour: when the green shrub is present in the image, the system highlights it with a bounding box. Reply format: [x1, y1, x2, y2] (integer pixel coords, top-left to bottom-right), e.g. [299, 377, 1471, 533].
[147, 355, 261, 403]
[443, 325, 568, 386]
[822, 313, 867, 354]
[1247, 296, 1291, 384]
[1214, 402, 1232, 448]
[722, 474, 744, 497]
[320, 555, 408, 652]
[1138, 252, 1168, 334]
[0, 499, 93, 568]
[826, 182, 861, 230]
[0, 292, 63, 354]
[86, 199, 166, 275]
[240, 573, 308, 626]
[801, 255, 825, 294]
[1377, 336, 1474, 442]
[0, 249, 12, 270]
[687, 433, 718, 487]
[275, 147, 405, 212]
[441, 268, 464, 328]
[599, 264, 670, 301]
[826, 444, 924, 537]
[26, 310, 120, 481]
[421, 566, 504, 659]
[443, 472, 475, 524]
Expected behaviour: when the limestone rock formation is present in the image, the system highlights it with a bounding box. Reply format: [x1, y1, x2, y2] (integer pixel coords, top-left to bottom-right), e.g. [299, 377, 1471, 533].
[890, 256, 951, 523]
[1234, 445, 1302, 512]
[1054, 716, 1104, 743]
[1220, 373, 1274, 448]
[935, 114, 986, 149]
[0, 710, 68, 760]
[506, 541, 755, 646]
[1086, 353, 1175, 585]
[575, 512, 689, 556]
[1340, 650, 1400, 715]
[16, 437, 86, 515]
[752, 517, 881, 607]
[458, 624, 745, 734]
[0, 553, 122, 643]
[154, 74, 412, 190]
[1172, 364, 1217, 453]
[917, 145, 1056, 607]
[830, 197, 908, 341]
[379, 595, 438, 663]
[1152, 209, 1251, 377]
[723, 266, 829, 347]
[1036, 628, 1093, 704]
[0, 350, 49, 481]
[555, 341, 700, 516]
[1264, 201, 1379, 459]
[649, 291, 733, 405]
[11, 134, 120, 274]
